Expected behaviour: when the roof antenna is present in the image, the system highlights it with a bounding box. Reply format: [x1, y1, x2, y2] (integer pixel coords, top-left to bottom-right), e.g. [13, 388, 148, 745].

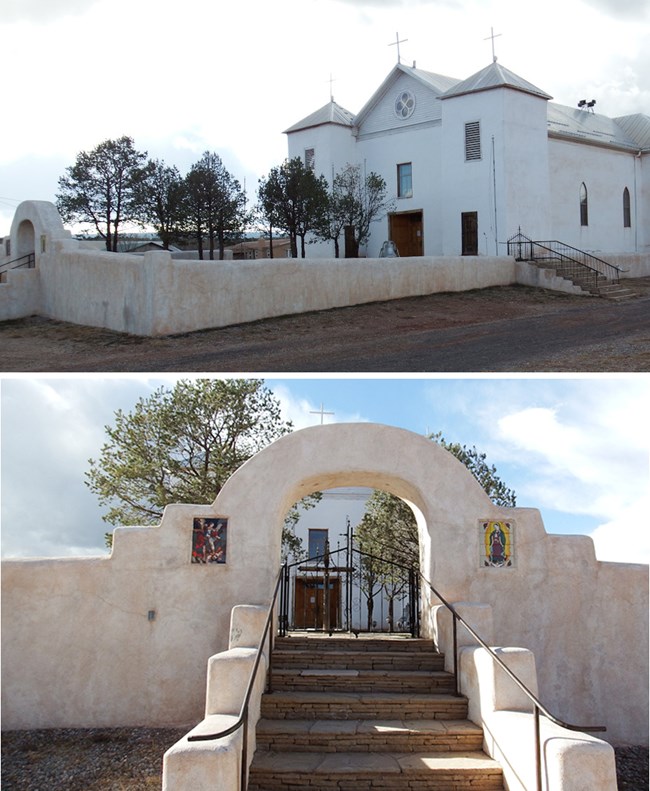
[328, 73, 336, 102]
[484, 26, 502, 63]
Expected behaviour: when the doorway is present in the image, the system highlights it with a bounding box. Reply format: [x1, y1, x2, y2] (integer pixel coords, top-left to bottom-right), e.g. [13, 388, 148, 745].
[294, 577, 340, 630]
[389, 211, 423, 257]
[461, 212, 478, 255]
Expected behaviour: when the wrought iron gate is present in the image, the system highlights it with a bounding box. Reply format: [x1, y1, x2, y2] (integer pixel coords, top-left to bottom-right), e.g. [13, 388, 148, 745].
[279, 541, 420, 637]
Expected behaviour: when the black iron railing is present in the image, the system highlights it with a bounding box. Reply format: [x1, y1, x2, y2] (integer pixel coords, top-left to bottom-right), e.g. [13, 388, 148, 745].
[187, 565, 285, 791]
[507, 231, 622, 292]
[422, 572, 606, 791]
[279, 542, 420, 637]
[0, 252, 35, 277]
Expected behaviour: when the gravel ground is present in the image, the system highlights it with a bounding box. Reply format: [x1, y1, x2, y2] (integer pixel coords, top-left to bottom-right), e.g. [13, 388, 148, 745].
[1, 728, 647, 790]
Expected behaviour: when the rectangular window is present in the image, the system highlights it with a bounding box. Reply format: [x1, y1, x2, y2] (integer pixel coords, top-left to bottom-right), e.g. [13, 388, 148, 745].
[465, 121, 481, 161]
[308, 529, 328, 560]
[305, 148, 315, 171]
[397, 162, 413, 198]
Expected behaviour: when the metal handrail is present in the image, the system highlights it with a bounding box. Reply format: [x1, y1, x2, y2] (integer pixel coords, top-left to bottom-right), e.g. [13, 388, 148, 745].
[506, 232, 621, 287]
[187, 564, 286, 791]
[422, 572, 606, 791]
[0, 252, 35, 275]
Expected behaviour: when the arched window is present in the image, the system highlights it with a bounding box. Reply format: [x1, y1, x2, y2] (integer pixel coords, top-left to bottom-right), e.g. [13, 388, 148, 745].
[623, 187, 631, 228]
[579, 183, 588, 227]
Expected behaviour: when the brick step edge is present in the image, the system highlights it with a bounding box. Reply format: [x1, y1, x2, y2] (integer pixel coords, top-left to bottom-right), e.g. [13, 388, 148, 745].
[248, 750, 504, 791]
[275, 638, 438, 653]
[255, 719, 484, 753]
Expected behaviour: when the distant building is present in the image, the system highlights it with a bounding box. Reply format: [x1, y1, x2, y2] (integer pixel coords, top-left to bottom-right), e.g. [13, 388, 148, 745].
[286, 60, 649, 257]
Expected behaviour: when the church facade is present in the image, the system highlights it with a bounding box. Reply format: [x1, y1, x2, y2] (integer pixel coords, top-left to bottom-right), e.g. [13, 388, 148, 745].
[285, 60, 649, 258]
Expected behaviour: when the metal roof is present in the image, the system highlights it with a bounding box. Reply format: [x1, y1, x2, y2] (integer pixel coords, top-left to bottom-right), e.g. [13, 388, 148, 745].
[440, 61, 552, 101]
[284, 100, 356, 134]
[613, 114, 650, 151]
[548, 103, 650, 151]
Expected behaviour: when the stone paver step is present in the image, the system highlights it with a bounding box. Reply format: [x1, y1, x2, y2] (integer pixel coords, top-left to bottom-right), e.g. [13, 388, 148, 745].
[261, 691, 469, 721]
[273, 649, 445, 671]
[271, 668, 455, 693]
[276, 636, 437, 653]
[255, 717, 484, 753]
[248, 750, 504, 790]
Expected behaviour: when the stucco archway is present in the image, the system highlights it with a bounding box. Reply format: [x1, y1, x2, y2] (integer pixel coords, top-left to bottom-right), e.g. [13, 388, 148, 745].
[9, 200, 70, 263]
[212, 424, 502, 613]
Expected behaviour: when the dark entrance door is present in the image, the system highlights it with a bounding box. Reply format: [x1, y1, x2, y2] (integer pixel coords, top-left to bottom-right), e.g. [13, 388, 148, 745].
[461, 212, 478, 255]
[389, 211, 423, 256]
[294, 577, 340, 629]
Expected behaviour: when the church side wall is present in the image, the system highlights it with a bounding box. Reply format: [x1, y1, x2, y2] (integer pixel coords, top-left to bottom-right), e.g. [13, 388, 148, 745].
[549, 139, 643, 253]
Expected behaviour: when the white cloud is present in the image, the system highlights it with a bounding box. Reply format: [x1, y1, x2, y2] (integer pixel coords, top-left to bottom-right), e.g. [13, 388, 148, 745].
[490, 384, 649, 563]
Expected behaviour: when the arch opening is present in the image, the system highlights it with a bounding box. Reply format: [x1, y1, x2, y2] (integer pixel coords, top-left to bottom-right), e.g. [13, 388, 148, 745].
[16, 219, 36, 259]
[280, 483, 429, 636]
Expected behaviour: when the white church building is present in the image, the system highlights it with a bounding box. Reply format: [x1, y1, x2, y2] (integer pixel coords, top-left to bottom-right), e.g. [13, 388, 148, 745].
[285, 59, 649, 259]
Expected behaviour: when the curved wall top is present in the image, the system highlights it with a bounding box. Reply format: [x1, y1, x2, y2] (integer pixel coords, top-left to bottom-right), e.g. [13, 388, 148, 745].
[211, 423, 509, 598]
[9, 200, 71, 259]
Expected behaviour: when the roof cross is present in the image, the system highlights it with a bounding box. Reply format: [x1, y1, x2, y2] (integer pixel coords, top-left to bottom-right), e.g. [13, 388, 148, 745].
[328, 73, 336, 102]
[310, 403, 335, 425]
[484, 26, 502, 63]
[389, 32, 408, 64]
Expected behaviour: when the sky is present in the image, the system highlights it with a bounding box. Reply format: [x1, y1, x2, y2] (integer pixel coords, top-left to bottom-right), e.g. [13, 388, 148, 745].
[1, 375, 648, 565]
[1, 0, 649, 236]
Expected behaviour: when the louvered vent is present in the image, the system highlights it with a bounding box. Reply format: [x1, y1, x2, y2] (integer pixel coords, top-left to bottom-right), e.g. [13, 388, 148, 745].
[465, 121, 481, 161]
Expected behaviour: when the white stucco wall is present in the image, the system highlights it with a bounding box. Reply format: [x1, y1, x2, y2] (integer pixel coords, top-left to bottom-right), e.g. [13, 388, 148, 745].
[2, 425, 647, 747]
[549, 139, 645, 253]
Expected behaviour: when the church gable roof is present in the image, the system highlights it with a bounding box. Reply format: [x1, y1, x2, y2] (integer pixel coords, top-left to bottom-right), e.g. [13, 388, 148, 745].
[614, 113, 650, 151]
[440, 61, 552, 101]
[354, 63, 460, 131]
[284, 100, 355, 134]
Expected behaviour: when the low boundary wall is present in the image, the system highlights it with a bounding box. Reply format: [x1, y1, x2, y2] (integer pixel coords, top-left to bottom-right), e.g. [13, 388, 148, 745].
[2, 201, 649, 337]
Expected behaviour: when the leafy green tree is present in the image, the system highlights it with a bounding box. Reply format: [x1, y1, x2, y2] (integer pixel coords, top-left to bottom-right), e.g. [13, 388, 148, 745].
[136, 160, 188, 249]
[316, 164, 394, 258]
[430, 432, 517, 508]
[56, 136, 148, 252]
[88, 379, 292, 534]
[185, 152, 248, 260]
[258, 158, 329, 258]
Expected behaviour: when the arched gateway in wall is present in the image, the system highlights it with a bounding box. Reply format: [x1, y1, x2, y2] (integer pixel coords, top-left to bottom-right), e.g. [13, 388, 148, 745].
[206, 423, 508, 608]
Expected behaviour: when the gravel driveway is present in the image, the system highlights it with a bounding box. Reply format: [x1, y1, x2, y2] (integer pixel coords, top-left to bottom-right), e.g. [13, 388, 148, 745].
[1, 280, 649, 372]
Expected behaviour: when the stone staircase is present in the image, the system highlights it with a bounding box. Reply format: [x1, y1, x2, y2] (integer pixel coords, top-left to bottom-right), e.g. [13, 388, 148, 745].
[531, 256, 636, 300]
[247, 634, 504, 790]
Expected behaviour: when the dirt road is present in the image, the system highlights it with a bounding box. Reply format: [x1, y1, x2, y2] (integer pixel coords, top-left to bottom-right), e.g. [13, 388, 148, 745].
[1, 281, 649, 372]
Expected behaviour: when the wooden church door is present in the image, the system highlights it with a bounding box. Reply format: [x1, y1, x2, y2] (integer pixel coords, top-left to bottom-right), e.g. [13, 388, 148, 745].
[461, 212, 478, 255]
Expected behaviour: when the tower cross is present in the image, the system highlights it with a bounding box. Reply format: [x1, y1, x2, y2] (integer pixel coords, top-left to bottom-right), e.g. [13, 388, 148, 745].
[310, 403, 335, 425]
[328, 73, 336, 102]
[484, 26, 502, 63]
[389, 32, 408, 64]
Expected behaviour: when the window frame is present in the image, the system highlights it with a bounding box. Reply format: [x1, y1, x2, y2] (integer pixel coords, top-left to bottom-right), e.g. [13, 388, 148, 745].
[397, 162, 413, 199]
[623, 187, 631, 228]
[579, 182, 589, 227]
[308, 528, 328, 560]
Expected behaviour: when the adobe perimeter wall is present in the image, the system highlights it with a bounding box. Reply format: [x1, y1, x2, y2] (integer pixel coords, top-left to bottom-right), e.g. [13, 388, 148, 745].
[1, 425, 647, 747]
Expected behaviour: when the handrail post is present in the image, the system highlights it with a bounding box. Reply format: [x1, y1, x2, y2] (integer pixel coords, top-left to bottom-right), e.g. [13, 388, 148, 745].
[452, 613, 460, 696]
[535, 704, 542, 791]
[241, 708, 249, 791]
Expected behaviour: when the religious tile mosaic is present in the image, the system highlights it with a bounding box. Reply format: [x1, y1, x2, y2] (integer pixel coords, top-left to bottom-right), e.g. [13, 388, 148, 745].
[192, 517, 227, 564]
[480, 520, 514, 567]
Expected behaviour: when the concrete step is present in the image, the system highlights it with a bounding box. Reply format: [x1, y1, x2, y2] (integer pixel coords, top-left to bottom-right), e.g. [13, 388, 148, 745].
[271, 668, 455, 694]
[273, 648, 445, 671]
[247, 750, 504, 790]
[598, 284, 637, 300]
[255, 717, 485, 753]
[276, 636, 437, 653]
[261, 691, 469, 721]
